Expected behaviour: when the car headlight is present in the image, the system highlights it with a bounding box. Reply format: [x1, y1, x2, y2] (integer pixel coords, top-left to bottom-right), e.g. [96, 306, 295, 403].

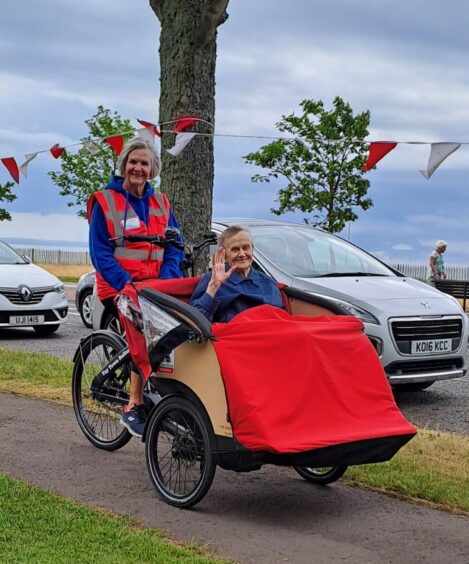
[321, 296, 380, 325]
[53, 283, 65, 295]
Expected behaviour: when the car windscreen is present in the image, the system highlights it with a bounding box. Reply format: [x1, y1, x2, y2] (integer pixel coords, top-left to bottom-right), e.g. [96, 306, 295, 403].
[0, 240, 28, 265]
[250, 225, 395, 278]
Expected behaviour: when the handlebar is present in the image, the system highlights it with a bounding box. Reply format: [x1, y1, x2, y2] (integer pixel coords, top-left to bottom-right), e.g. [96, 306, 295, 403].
[113, 230, 219, 277]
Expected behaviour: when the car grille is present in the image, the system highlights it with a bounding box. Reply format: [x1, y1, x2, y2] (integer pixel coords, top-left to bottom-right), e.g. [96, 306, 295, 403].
[390, 317, 463, 354]
[385, 357, 464, 376]
[0, 307, 68, 324]
[0, 286, 56, 305]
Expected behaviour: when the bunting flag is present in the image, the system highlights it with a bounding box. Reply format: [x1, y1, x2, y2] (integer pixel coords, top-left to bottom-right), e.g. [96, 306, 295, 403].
[50, 144, 65, 159]
[137, 119, 161, 137]
[105, 134, 124, 156]
[83, 139, 100, 155]
[420, 142, 461, 179]
[1, 157, 20, 183]
[2, 111, 469, 183]
[167, 132, 197, 156]
[363, 142, 397, 171]
[19, 152, 38, 178]
[173, 116, 198, 133]
[137, 127, 157, 145]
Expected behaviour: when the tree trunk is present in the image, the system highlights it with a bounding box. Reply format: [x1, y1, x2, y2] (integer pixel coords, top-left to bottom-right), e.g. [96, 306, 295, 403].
[150, 0, 229, 266]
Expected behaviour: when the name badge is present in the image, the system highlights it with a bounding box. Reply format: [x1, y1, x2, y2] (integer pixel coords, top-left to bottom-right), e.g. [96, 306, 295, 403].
[122, 217, 140, 230]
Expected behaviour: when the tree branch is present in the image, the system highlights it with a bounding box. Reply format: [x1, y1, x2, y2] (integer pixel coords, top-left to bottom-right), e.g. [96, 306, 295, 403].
[196, 0, 229, 47]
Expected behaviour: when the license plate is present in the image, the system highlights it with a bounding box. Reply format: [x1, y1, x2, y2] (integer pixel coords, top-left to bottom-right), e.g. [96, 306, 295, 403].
[411, 338, 452, 354]
[10, 315, 45, 325]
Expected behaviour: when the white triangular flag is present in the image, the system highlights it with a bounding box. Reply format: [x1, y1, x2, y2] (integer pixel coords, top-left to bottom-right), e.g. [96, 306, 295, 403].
[420, 142, 461, 179]
[19, 152, 38, 178]
[137, 127, 156, 145]
[167, 132, 197, 156]
[83, 139, 100, 155]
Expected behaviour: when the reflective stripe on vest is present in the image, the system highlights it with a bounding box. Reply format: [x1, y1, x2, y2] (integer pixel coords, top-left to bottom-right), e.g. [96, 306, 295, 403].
[114, 247, 165, 260]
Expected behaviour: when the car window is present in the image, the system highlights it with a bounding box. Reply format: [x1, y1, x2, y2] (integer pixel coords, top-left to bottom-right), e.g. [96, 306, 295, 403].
[251, 225, 393, 277]
[0, 240, 28, 265]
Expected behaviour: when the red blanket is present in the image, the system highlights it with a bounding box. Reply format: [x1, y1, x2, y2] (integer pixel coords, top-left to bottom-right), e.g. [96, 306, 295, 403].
[212, 305, 416, 453]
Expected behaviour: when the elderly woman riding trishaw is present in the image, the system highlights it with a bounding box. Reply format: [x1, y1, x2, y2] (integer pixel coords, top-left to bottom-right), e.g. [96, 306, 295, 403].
[72, 226, 416, 509]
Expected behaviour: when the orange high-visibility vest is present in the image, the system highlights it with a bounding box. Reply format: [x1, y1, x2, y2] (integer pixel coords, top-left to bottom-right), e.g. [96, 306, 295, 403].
[87, 188, 170, 300]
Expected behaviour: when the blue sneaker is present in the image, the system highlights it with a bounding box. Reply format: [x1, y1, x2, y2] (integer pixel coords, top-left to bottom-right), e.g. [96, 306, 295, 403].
[120, 404, 146, 437]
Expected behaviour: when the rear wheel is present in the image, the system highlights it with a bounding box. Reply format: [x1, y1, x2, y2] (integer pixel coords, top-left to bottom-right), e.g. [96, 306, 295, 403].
[72, 331, 132, 450]
[293, 465, 347, 484]
[145, 397, 216, 508]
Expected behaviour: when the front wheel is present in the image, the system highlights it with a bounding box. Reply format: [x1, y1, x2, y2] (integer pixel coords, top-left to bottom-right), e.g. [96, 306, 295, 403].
[145, 396, 216, 508]
[72, 331, 132, 451]
[293, 465, 347, 485]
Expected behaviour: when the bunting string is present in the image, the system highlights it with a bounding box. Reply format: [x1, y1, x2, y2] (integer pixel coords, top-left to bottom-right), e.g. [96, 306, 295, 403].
[1, 113, 467, 184]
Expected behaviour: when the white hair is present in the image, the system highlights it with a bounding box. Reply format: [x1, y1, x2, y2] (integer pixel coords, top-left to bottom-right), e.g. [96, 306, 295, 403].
[435, 240, 448, 249]
[116, 138, 161, 178]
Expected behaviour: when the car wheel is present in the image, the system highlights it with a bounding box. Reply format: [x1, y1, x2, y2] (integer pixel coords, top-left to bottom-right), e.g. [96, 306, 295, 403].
[78, 288, 93, 328]
[33, 324, 60, 336]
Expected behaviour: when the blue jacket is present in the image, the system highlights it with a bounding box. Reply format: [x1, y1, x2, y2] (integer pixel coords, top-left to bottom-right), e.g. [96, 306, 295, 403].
[89, 176, 183, 292]
[189, 267, 284, 323]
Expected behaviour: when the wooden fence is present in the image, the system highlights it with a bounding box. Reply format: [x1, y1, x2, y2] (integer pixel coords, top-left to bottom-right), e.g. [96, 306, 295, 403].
[14, 247, 91, 265]
[10, 247, 469, 279]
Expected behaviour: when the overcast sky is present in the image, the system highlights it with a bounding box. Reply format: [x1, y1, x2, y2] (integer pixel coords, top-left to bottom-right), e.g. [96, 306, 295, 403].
[1, 0, 469, 264]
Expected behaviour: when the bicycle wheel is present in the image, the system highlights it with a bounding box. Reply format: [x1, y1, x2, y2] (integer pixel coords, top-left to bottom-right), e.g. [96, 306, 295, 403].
[145, 396, 216, 508]
[293, 465, 347, 485]
[72, 331, 132, 451]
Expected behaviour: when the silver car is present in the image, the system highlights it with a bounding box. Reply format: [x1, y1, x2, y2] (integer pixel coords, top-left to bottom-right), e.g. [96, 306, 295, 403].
[91, 219, 468, 390]
[0, 239, 68, 335]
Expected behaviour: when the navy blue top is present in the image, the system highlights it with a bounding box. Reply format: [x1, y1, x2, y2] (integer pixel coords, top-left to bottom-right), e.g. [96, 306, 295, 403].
[189, 267, 284, 323]
[89, 176, 183, 292]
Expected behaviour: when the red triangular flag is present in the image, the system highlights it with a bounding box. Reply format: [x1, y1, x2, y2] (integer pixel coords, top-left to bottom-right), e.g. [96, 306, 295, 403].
[1, 157, 20, 183]
[50, 144, 65, 159]
[105, 135, 124, 156]
[137, 119, 161, 138]
[173, 115, 198, 133]
[363, 142, 397, 171]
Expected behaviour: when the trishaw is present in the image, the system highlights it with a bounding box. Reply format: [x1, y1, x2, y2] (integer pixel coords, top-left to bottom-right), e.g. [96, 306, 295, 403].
[72, 232, 416, 508]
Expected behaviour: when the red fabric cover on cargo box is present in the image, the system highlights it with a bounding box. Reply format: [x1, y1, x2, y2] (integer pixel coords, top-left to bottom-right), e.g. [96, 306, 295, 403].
[211, 305, 416, 453]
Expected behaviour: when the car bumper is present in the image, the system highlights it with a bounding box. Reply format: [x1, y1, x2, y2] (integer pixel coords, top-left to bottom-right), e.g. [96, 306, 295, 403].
[0, 293, 68, 327]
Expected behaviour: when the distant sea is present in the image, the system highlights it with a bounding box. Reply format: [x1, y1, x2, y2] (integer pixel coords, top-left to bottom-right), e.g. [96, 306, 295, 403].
[4, 237, 88, 253]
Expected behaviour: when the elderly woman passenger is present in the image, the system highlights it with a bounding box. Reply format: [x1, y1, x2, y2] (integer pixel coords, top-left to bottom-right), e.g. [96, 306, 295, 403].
[190, 225, 284, 322]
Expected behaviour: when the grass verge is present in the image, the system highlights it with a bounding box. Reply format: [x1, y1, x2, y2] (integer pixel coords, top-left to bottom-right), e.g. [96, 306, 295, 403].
[37, 263, 92, 283]
[1, 347, 469, 516]
[0, 472, 224, 563]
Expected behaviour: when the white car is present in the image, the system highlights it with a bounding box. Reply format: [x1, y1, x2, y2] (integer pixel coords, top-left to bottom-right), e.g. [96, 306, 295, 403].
[91, 219, 468, 391]
[0, 239, 68, 335]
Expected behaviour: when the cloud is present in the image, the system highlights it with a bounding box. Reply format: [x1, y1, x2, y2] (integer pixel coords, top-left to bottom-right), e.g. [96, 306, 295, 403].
[392, 244, 414, 251]
[0, 212, 88, 243]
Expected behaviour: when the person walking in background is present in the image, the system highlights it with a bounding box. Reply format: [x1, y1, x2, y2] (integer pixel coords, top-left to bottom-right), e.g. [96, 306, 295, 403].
[427, 240, 447, 286]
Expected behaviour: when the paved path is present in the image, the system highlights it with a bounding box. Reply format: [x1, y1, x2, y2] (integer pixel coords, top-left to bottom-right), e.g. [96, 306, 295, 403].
[1, 393, 468, 564]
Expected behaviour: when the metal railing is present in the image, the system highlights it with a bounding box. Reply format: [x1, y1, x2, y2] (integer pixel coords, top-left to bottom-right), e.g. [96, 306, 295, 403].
[390, 263, 469, 281]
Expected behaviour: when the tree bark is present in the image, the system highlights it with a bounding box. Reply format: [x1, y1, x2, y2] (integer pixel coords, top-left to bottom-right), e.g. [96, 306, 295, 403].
[149, 0, 229, 265]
